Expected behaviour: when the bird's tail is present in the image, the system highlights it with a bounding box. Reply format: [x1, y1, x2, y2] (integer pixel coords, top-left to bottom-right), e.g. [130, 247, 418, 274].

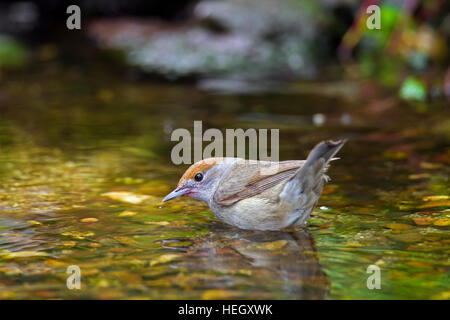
[280, 140, 346, 226]
[304, 140, 346, 168]
[289, 139, 346, 195]
[282, 139, 346, 227]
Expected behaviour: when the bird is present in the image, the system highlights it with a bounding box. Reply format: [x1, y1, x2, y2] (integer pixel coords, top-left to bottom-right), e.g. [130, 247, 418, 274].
[162, 139, 345, 231]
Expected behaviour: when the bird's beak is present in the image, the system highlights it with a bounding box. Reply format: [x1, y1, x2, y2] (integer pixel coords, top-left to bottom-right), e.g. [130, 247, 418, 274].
[162, 187, 188, 202]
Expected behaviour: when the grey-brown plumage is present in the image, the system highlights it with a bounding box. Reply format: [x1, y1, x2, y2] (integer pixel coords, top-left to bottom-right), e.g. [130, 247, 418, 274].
[163, 140, 345, 231]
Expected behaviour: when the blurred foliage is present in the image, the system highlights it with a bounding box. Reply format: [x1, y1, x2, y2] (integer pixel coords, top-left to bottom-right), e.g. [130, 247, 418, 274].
[399, 76, 427, 101]
[0, 35, 28, 68]
[340, 0, 449, 102]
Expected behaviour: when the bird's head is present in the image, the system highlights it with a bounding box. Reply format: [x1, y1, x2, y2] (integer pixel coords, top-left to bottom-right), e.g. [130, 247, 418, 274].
[162, 158, 228, 204]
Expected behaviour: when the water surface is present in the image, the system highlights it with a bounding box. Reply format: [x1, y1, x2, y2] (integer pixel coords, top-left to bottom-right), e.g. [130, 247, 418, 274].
[0, 65, 448, 299]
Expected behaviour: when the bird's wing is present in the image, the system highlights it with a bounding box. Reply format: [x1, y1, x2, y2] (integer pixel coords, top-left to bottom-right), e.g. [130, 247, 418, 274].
[213, 160, 305, 206]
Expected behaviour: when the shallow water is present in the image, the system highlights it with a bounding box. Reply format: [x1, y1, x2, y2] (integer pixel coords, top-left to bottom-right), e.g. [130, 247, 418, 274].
[0, 65, 448, 299]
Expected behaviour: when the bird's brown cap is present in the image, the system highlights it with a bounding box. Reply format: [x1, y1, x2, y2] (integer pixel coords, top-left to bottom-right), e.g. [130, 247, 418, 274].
[178, 158, 224, 186]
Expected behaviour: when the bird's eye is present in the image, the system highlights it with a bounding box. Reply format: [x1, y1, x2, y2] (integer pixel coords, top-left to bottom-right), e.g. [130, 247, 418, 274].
[194, 173, 203, 182]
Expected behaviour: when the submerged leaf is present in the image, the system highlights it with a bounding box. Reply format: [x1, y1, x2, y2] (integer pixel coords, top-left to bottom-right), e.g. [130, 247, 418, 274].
[60, 241, 77, 247]
[1, 251, 49, 259]
[202, 289, 241, 300]
[80, 218, 98, 223]
[113, 236, 138, 245]
[144, 221, 170, 226]
[413, 217, 435, 226]
[433, 219, 450, 226]
[418, 200, 450, 209]
[150, 254, 181, 267]
[249, 240, 288, 250]
[430, 291, 450, 300]
[420, 162, 443, 170]
[102, 192, 150, 204]
[386, 223, 413, 231]
[345, 242, 364, 247]
[118, 211, 137, 217]
[389, 232, 423, 243]
[422, 195, 449, 201]
[409, 173, 430, 180]
[61, 231, 95, 240]
[27, 220, 43, 226]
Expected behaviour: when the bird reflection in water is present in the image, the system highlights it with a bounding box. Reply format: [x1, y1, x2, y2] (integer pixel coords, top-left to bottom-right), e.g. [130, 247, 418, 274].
[175, 224, 330, 299]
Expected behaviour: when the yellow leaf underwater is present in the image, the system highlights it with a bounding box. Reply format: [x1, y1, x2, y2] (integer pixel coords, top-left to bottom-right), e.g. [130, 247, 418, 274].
[102, 192, 150, 204]
[408, 173, 430, 180]
[433, 218, 450, 226]
[389, 232, 423, 243]
[80, 218, 98, 223]
[202, 289, 241, 300]
[345, 243, 364, 247]
[2, 251, 49, 259]
[420, 162, 443, 170]
[112, 236, 138, 245]
[250, 240, 288, 250]
[430, 291, 450, 300]
[413, 217, 435, 226]
[144, 221, 170, 226]
[386, 223, 414, 231]
[60, 241, 77, 247]
[150, 254, 181, 267]
[422, 195, 449, 201]
[61, 231, 95, 240]
[27, 220, 43, 226]
[118, 211, 137, 217]
[418, 200, 450, 209]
